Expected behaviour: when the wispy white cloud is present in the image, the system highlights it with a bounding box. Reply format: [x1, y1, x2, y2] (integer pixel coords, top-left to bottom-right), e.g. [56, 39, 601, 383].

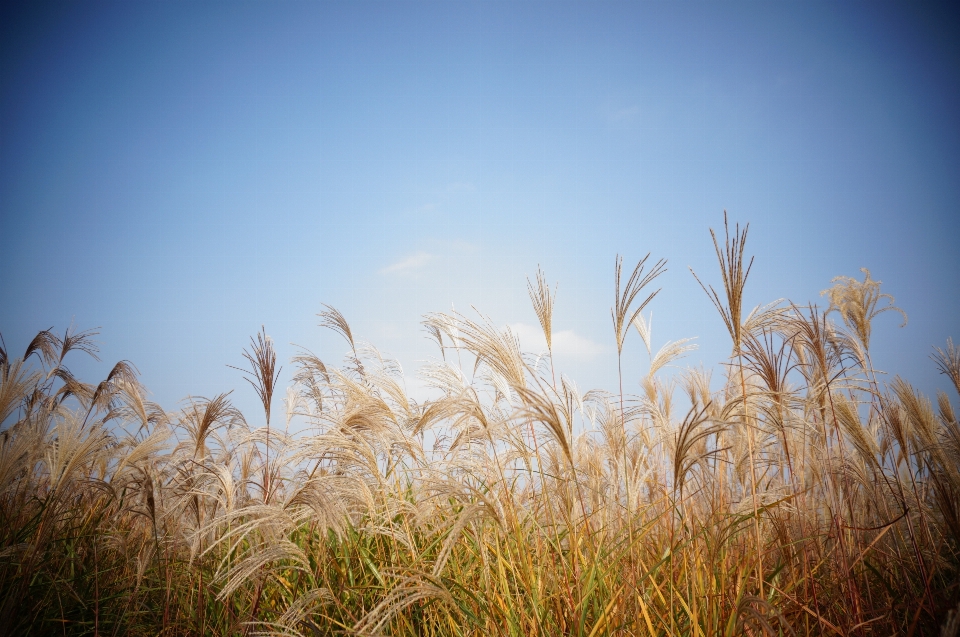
[553, 329, 607, 357]
[380, 251, 434, 275]
[509, 323, 606, 358]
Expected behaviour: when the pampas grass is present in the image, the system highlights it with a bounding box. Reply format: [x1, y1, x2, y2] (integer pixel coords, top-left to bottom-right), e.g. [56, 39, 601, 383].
[1, 218, 959, 636]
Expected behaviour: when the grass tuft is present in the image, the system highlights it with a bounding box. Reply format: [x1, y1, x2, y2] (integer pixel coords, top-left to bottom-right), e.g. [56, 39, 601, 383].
[1, 217, 959, 636]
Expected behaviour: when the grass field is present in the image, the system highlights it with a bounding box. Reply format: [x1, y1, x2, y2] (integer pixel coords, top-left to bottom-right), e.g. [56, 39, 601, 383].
[2, 218, 958, 636]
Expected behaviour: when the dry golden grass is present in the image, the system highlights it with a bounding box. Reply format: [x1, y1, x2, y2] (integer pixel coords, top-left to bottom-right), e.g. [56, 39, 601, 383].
[1, 217, 959, 636]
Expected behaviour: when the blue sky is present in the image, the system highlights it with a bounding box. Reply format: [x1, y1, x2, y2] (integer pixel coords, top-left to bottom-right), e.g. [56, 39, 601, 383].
[2, 1, 958, 421]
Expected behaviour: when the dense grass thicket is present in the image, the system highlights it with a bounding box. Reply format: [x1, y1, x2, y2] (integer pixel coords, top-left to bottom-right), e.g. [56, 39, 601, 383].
[2, 218, 960, 636]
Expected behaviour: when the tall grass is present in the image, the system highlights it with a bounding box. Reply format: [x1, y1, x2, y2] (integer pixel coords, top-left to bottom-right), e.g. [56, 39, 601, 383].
[2, 218, 959, 636]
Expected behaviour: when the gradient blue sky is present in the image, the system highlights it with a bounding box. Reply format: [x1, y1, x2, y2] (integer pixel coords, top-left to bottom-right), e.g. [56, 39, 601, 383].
[2, 1, 958, 421]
